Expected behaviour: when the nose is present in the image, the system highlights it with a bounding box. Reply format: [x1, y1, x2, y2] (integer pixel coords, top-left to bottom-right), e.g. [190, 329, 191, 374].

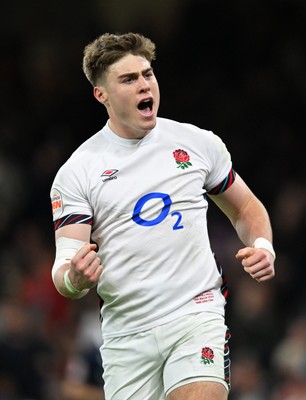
[138, 76, 150, 92]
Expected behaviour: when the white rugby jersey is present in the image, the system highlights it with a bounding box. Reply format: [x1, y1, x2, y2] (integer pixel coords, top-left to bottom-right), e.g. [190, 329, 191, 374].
[51, 117, 235, 338]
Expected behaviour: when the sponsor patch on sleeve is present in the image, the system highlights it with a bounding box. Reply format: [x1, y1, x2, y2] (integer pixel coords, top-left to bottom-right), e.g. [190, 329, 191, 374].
[51, 188, 63, 219]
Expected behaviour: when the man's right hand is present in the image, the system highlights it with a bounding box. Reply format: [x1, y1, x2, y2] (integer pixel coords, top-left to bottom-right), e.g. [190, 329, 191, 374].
[68, 243, 103, 291]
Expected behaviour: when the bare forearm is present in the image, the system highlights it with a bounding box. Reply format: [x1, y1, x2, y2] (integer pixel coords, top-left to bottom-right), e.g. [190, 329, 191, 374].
[210, 175, 273, 248]
[233, 196, 273, 247]
[210, 174, 275, 281]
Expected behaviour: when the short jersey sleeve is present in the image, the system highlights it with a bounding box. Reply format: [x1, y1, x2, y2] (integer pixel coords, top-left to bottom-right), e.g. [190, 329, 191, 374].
[207, 168, 236, 195]
[50, 160, 93, 229]
[202, 131, 234, 193]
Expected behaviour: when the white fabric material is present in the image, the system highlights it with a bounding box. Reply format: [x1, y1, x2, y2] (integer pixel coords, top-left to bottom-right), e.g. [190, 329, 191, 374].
[254, 237, 276, 259]
[51, 117, 233, 338]
[101, 312, 229, 399]
[52, 236, 85, 281]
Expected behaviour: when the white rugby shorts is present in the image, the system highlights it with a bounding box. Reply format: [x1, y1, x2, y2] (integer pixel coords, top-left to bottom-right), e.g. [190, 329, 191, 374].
[101, 312, 231, 400]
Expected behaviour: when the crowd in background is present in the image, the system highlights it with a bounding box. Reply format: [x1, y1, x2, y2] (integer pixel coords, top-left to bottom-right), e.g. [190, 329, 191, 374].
[1, 0, 306, 399]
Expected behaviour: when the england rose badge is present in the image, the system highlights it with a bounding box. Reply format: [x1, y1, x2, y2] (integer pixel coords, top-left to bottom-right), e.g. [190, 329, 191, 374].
[173, 149, 192, 169]
[201, 347, 215, 365]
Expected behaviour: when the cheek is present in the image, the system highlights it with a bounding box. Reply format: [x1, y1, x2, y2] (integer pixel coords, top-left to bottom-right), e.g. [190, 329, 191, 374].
[111, 92, 133, 111]
[153, 86, 160, 107]
[111, 99, 134, 122]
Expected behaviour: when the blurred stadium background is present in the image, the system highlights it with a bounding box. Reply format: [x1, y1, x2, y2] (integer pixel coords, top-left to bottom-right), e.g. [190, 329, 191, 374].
[1, 0, 306, 399]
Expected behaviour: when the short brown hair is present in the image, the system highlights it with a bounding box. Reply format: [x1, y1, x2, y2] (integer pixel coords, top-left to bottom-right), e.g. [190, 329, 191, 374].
[82, 32, 156, 86]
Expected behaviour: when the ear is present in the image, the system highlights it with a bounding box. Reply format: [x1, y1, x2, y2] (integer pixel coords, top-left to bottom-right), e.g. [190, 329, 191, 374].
[94, 86, 108, 105]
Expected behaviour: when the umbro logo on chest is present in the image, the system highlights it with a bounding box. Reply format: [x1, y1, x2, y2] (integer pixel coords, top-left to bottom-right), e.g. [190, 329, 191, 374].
[101, 169, 119, 182]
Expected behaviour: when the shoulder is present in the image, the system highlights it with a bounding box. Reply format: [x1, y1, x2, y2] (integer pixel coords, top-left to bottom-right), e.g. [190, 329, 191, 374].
[156, 117, 224, 147]
[157, 117, 213, 137]
[71, 129, 105, 159]
[61, 129, 105, 168]
[52, 129, 106, 186]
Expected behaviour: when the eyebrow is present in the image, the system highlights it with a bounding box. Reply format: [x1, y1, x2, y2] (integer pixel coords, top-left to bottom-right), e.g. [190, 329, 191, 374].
[117, 67, 154, 80]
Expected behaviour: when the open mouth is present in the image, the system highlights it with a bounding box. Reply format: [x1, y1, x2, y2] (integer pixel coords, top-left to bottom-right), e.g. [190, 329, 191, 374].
[137, 99, 153, 115]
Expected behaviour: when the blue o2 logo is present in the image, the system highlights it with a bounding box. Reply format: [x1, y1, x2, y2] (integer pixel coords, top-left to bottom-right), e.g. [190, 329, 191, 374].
[132, 192, 184, 230]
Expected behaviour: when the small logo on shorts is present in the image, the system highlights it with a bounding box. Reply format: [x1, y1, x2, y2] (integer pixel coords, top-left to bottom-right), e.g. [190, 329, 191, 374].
[201, 347, 214, 365]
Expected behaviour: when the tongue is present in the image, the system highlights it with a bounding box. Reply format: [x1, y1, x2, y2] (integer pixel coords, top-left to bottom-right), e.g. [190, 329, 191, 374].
[139, 107, 151, 115]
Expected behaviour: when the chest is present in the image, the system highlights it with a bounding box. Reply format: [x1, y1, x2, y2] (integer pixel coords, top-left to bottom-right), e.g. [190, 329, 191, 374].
[90, 142, 210, 214]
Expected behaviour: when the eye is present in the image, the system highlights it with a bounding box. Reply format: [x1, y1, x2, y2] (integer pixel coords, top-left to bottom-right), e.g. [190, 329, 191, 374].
[145, 71, 154, 79]
[123, 77, 134, 84]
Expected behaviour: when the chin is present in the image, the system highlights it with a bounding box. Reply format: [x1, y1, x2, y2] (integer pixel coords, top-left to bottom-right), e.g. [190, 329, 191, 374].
[143, 116, 157, 130]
